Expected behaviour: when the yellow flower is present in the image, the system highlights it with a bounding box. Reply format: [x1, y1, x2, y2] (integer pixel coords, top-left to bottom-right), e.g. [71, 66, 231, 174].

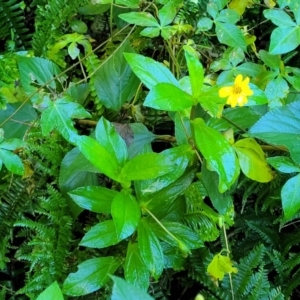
[219, 74, 253, 108]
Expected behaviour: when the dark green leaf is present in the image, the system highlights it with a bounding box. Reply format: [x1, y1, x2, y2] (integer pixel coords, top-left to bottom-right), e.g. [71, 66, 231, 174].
[63, 257, 120, 296]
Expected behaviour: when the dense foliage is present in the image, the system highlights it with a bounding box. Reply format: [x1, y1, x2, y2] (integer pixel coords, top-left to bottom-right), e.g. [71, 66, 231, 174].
[1, 0, 300, 299]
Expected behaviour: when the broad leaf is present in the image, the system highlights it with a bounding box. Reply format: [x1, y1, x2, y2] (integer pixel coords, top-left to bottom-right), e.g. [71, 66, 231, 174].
[158, 0, 178, 27]
[124, 53, 179, 89]
[192, 118, 240, 192]
[249, 101, 300, 164]
[111, 276, 154, 300]
[183, 45, 204, 98]
[120, 152, 174, 181]
[138, 218, 164, 279]
[144, 83, 195, 111]
[258, 50, 281, 70]
[281, 174, 300, 219]
[94, 42, 140, 111]
[267, 156, 300, 173]
[0, 149, 24, 175]
[63, 257, 120, 296]
[68, 186, 118, 214]
[36, 282, 63, 300]
[124, 241, 150, 291]
[80, 220, 119, 248]
[233, 138, 274, 182]
[111, 191, 141, 240]
[96, 117, 128, 166]
[264, 9, 296, 27]
[41, 96, 91, 141]
[73, 135, 121, 182]
[118, 12, 159, 27]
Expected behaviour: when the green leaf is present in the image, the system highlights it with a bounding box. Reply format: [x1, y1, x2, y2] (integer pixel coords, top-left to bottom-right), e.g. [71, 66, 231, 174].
[68, 186, 118, 214]
[94, 42, 140, 111]
[124, 242, 150, 291]
[0, 138, 24, 150]
[116, 0, 139, 8]
[111, 191, 141, 240]
[197, 17, 214, 31]
[111, 276, 154, 300]
[78, 4, 110, 15]
[215, 22, 247, 51]
[281, 174, 300, 219]
[0, 149, 24, 175]
[140, 27, 160, 38]
[258, 50, 281, 70]
[183, 45, 204, 98]
[36, 281, 63, 300]
[120, 152, 174, 181]
[96, 117, 128, 167]
[191, 118, 240, 192]
[158, 1, 178, 27]
[263, 9, 296, 27]
[41, 96, 91, 141]
[63, 257, 120, 296]
[138, 218, 164, 279]
[68, 42, 80, 59]
[269, 26, 300, 55]
[73, 135, 121, 182]
[215, 9, 240, 24]
[144, 83, 195, 111]
[161, 26, 177, 40]
[264, 77, 289, 108]
[174, 112, 191, 145]
[267, 156, 300, 173]
[150, 221, 203, 256]
[124, 53, 179, 89]
[249, 101, 300, 164]
[233, 138, 274, 182]
[80, 220, 119, 248]
[118, 12, 159, 27]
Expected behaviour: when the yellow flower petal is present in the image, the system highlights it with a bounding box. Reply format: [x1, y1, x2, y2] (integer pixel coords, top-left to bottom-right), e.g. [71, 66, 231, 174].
[219, 86, 232, 98]
[234, 74, 243, 85]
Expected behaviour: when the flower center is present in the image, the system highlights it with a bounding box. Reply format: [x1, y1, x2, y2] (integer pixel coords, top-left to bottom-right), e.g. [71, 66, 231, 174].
[232, 85, 242, 94]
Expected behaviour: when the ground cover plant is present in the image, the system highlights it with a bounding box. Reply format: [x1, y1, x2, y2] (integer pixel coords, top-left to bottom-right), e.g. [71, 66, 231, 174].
[1, 0, 300, 299]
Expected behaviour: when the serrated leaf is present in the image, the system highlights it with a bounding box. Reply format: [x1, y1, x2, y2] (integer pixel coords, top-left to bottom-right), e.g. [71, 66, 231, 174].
[138, 218, 164, 279]
[183, 45, 204, 98]
[80, 220, 119, 248]
[269, 26, 300, 55]
[68, 186, 118, 213]
[41, 97, 91, 141]
[144, 83, 195, 111]
[233, 138, 274, 182]
[215, 22, 247, 51]
[281, 174, 300, 219]
[111, 191, 141, 240]
[267, 156, 300, 173]
[118, 12, 159, 27]
[111, 276, 154, 300]
[96, 117, 128, 167]
[124, 242, 150, 291]
[94, 42, 140, 111]
[124, 53, 179, 89]
[36, 282, 63, 300]
[191, 118, 240, 192]
[63, 257, 120, 296]
[73, 135, 121, 182]
[249, 101, 300, 164]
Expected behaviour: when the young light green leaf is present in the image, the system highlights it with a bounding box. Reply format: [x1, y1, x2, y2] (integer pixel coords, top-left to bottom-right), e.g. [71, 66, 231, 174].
[68, 186, 118, 214]
[40, 96, 91, 141]
[111, 276, 154, 300]
[118, 12, 159, 27]
[36, 282, 63, 300]
[267, 156, 300, 173]
[269, 26, 300, 55]
[192, 118, 240, 192]
[233, 138, 274, 182]
[138, 218, 164, 279]
[80, 220, 119, 248]
[0, 149, 24, 175]
[94, 42, 140, 111]
[215, 22, 247, 51]
[183, 45, 204, 98]
[111, 191, 141, 240]
[144, 83, 195, 111]
[73, 135, 121, 182]
[96, 117, 128, 167]
[120, 152, 174, 181]
[281, 174, 300, 220]
[124, 241, 150, 291]
[63, 257, 120, 296]
[249, 101, 300, 164]
[124, 53, 179, 89]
